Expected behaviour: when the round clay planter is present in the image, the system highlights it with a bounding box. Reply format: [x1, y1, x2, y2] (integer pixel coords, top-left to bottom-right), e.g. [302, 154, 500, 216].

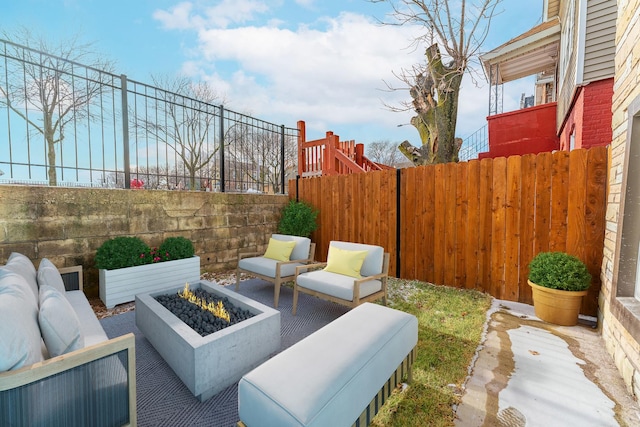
[528, 280, 589, 326]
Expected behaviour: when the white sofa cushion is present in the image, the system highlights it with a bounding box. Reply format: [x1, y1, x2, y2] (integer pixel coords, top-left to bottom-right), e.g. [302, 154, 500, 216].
[4, 252, 39, 303]
[37, 258, 67, 294]
[238, 303, 418, 427]
[239, 257, 302, 278]
[65, 290, 109, 347]
[0, 270, 44, 371]
[38, 285, 84, 357]
[296, 270, 382, 301]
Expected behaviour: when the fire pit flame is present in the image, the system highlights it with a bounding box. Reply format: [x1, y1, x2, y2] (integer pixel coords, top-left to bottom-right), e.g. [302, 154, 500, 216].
[178, 282, 231, 322]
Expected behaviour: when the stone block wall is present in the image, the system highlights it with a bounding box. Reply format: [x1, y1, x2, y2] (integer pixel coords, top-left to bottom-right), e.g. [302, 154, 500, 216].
[0, 185, 289, 297]
[600, 0, 640, 399]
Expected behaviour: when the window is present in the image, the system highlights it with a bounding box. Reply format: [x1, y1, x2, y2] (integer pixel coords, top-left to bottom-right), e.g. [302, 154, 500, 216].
[611, 94, 640, 340]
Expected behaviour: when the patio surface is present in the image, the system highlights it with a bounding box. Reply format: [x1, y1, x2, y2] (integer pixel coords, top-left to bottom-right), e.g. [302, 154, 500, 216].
[456, 300, 640, 426]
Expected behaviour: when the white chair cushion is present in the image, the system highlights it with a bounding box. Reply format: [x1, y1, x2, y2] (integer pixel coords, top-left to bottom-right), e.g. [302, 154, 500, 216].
[239, 257, 302, 278]
[272, 234, 311, 261]
[0, 270, 44, 371]
[37, 258, 67, 294]
[296, 270, 382, 301]
[328, 241, 384, 277]
[38, 285, 84, 357]
[4, 252, 39, 303]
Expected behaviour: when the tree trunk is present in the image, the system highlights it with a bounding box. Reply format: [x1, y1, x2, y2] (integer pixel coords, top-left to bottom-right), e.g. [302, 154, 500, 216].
[400, 43, 464, 165]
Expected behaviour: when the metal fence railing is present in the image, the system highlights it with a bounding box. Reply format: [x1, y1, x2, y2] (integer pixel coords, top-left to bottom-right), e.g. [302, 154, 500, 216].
[0, 38, 297, 193]
[458, 125, 488, 161]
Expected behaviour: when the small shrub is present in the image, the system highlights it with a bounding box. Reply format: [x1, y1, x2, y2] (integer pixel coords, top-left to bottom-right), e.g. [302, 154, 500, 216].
[95, 236, 151, 270]
[277, 200, 318, 238]
[158, 236, 195, 261]
[528, 252, 592, 291]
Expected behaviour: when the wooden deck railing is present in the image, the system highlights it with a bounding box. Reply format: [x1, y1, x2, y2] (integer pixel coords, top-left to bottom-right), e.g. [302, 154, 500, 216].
[297, 121, 393, 177]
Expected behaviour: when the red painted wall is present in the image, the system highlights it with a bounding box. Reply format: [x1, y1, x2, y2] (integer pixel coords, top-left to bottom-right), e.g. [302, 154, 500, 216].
[481, 103, 559, 159]
[559, 78, 613, 151]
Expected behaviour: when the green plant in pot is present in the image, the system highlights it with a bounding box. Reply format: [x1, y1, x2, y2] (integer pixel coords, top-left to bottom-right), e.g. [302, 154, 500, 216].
[95, 236, 152, 270]
[528, 251, 592, 326]
[277, 200, 318, 238]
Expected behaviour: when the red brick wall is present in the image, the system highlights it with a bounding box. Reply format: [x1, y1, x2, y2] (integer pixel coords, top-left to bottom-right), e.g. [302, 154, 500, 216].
[559, 78, 613, 150]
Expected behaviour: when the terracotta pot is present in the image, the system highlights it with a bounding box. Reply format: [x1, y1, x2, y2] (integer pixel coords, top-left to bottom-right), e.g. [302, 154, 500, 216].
[528, 280, 588, 326]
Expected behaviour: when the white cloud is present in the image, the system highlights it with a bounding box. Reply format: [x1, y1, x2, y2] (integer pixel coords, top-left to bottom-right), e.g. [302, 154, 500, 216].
[153, 3, 531, 144]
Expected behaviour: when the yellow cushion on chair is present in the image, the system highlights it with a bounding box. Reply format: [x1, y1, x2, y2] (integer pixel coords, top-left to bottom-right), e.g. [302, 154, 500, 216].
[324, 247, 368, 278]
[263, 238, 296, 262]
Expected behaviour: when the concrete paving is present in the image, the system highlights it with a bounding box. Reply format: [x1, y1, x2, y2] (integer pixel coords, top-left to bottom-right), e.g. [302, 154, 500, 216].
[455, 300, 640, 427]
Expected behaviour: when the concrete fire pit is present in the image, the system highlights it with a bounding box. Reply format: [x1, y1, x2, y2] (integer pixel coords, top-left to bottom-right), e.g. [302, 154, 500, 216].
[135, 280, 281, 402]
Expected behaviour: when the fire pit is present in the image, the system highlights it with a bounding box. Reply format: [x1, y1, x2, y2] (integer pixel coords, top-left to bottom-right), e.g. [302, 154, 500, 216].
[135, 281, 281, 402]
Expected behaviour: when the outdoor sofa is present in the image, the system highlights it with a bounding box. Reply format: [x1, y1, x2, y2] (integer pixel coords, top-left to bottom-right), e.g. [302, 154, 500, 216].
[0, 252, 136, 427]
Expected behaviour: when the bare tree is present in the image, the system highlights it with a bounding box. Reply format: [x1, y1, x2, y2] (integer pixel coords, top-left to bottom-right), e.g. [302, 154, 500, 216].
[0, 28, 115, 185]
[229, 125, 295, 194]
[133, 75, 226, 190]
[366, 140, 404, 166]
[372, 0, 501, 164]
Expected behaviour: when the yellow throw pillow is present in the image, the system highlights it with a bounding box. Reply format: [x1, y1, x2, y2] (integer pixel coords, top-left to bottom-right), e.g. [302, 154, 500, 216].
[263, 238, 296, 262]
[324, 247, 368, 278]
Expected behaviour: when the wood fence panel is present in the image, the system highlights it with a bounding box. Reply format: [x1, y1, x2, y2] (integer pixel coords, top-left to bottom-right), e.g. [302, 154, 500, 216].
[465, 160, 481, 289]
[402, 167, 418, 279]
[550, 151, 570, 252]
[433, 165, 446, 285]
[534, 152, 552, 255]
[518, 154, 536, 304]
[491, 157, 507, 298]
[420, 166, 436, 283]
[455, 163, 468, 288]
[583, 147, 607, 314]
[444, 164, 457, 286]
[478, 159, 494, 294]
[504, 156, 522, 301]
[381, 170, 397, 276]
[293, 147, 606, 317]
[567, 149, 587, 260]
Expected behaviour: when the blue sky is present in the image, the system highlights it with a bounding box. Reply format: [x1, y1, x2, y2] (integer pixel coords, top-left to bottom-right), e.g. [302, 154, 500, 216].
[1, 0, 542, 146]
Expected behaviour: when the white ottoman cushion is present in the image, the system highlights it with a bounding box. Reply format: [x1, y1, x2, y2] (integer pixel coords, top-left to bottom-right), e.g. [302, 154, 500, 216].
[238, 303, 418, 427]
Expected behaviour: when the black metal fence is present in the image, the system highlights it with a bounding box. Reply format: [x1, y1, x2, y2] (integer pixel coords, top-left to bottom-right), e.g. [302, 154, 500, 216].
[458, 124, 488, 161]
[0, 39, 297, 193]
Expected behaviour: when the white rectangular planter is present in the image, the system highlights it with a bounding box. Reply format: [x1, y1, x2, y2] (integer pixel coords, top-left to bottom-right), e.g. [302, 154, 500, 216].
[99, 256, 200, 308]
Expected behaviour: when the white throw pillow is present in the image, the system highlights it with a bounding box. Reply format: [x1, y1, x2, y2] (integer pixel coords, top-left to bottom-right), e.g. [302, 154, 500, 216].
[38, 285, 84, 357]
[4, 252, 39, 302]
[37, 258, 67, 294]
[0, 270, 44, 371]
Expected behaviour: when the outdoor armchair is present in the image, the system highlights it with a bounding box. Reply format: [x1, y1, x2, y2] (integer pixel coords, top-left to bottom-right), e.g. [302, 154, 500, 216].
[236, 234, 315, 308]
[292, 241, 389, 315]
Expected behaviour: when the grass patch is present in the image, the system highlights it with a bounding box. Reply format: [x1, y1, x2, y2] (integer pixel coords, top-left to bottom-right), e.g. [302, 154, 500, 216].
[372, 278, 492, 427]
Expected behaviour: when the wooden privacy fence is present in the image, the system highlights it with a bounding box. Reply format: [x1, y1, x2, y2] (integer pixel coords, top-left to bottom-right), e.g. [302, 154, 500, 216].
[289, 146, 608, 316]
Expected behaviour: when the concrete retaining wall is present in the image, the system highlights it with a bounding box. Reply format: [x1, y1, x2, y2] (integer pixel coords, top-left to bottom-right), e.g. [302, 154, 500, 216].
[0, 185, 288, 297]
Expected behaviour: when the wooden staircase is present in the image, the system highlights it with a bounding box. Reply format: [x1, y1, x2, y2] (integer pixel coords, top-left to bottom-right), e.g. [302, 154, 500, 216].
[297, 121, 394, 177]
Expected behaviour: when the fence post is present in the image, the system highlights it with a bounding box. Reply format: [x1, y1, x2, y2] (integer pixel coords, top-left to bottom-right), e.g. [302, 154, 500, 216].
[121, 74, 130, 189]
[297, 121, 306, 177]
[396, 168, 401, 278]
[280, 124, 285, 194]
[219, 105, 225, 193]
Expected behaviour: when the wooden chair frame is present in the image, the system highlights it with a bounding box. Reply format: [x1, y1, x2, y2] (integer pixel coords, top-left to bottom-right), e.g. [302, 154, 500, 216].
[292, 252, 390, 315]
[236, 242, 316, 308]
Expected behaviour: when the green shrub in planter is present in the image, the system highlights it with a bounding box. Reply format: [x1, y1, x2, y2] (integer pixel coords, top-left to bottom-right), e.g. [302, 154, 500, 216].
[95, 236, 151, 270]
[528, 252, 592, 291]
[277, 200, 318, 238]
[158, 236, 195, 261]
